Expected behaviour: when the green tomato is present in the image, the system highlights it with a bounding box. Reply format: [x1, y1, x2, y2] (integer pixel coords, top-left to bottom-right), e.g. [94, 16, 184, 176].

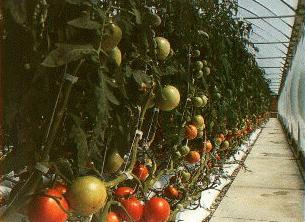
[192, 97, 203, 107]
[156, 85, 180, 111]
[179, 145, 190, 156]
[154, 37, 171, 60]
[107, 46, 122, 66]
[194, 61, 204, 70]
[174, 151, 182, 158]
[105, 151, 124, 173]
[215, 93, 222, 99]
[67, 176, 107, 216]
[196, 70, 204, 79]
[197, 130, 204, 138]
[193, 50, 201, 57]
[181, 171, 191, 182]
[201, 95, 208, 107]
[203, 66, 210, 75]
[192, 115, 205, 128]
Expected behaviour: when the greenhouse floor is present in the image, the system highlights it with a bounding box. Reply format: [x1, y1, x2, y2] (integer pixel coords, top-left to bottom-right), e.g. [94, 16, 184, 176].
[210, 118, 304, 222]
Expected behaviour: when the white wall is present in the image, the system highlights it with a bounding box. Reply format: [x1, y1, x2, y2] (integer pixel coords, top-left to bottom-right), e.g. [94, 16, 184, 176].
[278, 26, 305, 154]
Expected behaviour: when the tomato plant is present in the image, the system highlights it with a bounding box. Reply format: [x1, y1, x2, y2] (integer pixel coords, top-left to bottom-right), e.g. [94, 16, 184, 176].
[2, 0, 271, 221]
[28, 188, 69, 222]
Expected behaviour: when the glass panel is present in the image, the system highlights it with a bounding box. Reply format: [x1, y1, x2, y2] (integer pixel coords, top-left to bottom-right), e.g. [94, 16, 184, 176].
[237, 0, 298, 94]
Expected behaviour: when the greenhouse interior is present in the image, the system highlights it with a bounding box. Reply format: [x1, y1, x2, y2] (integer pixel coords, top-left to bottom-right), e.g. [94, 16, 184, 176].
[0, 0, 304, 221]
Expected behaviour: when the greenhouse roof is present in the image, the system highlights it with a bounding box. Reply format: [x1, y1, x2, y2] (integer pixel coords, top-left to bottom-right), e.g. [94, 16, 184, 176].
[237, 0, 304, 95]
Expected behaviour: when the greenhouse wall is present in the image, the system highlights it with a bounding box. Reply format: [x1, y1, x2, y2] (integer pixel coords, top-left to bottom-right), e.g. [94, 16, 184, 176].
[278, 24, 305, 157]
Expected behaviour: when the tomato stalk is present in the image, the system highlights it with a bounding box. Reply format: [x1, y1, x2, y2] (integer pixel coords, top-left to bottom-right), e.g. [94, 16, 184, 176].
[99, 200, 122, 222]
[180, 45, 193, 125]
[105, 88, 155, 188]
[0, 59, 84, 220]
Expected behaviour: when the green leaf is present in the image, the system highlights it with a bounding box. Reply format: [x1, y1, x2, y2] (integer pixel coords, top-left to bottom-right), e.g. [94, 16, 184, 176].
[69, 119, 89, 169]
[163, 65, 178, 76]
[95, 68, 120, 122]
[128, 0, 141, 24]
[67, 16, 101, 30]
[133, 70, 151, 85]
[65, 0, 85, 4]
[125, 66, 133, 78]
[6, 0, 27, 25]
[42, 44, 96, 67]
[114, 69, 128, 99]
[54, 159, 74, 182]
[133, 8, 142, 24]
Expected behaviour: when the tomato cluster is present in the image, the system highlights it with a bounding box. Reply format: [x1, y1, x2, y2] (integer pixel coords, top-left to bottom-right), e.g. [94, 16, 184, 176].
[109, 187, 171, 222]
[3, 0, 270, 221]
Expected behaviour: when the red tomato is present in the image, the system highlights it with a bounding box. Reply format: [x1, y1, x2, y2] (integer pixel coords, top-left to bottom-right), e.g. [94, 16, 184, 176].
[106, 212, 121, 222]
[202, 140, 213, 153]
[143, 197, 170, 222]
[132, 164, 149, 181]
[219, 133, 225, 141]
[28, 188, 69, 222]
[114, 187, 135, 199]
[185, 151, 201, 164]
[164, 185, 179, 199]
[184, 124, 197, 140]
[216, 154, 221, 161]
[117, 197, 144, 222]
[225, 134, 233, 141]
[207, 160, 213, 169]
[53, 183, 67, 194]
[247, 126, 253, 133]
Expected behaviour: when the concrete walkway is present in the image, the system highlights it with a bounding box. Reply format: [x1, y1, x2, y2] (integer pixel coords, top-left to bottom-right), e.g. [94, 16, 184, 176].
[210, 118, 304, 222]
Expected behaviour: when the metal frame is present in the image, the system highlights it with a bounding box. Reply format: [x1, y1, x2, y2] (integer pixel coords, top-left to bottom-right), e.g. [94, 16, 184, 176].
[249, 0, 293, 28]
[237, 0, 304, 95]
[279, 1, 305, 93]
[253, 41, 290, 44]
[279, 0, 297, 12]
[243, 15, 296, 19]
[238, 6, 291, 39]
[256, 56, 288, 59]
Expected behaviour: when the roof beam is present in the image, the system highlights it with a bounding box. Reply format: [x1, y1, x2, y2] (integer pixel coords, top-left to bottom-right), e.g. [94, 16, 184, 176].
[238, 6, 291, 39]
[279, 0, 305, 94]
[253, 41, 290, 44]
[251, 27, 291, 49]
[256, 56, 291, 59]
[279, 0, 297, 12]
[253, 41, 289, 49]
[243, 15, 296, 19]
[268, 80, 282, 82]
[247, 0, 293, 28]
[264, 73, 281, 75]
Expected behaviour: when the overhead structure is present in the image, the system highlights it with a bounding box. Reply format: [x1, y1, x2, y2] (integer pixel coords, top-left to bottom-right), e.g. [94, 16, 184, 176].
[236, 0, 304, 95]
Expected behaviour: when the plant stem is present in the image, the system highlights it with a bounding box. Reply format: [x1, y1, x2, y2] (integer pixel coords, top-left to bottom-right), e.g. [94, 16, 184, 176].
[0, 60, 84, 220]
[106, 90, 154, 188]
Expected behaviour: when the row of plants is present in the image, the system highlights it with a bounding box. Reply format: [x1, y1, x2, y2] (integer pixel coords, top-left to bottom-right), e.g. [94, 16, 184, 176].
[1, 0, 271, 221]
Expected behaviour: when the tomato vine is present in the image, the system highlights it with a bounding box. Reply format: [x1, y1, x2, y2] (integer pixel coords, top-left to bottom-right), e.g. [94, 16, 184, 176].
[2, 0, 270, 221]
